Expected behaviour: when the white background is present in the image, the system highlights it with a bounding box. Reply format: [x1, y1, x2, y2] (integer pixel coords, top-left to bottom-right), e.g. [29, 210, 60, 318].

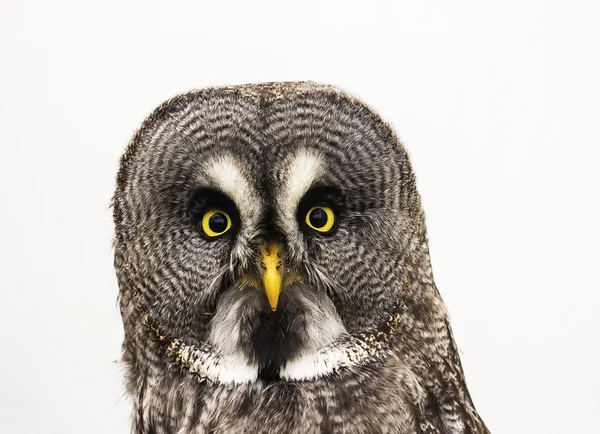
[1, 1, 598, 433]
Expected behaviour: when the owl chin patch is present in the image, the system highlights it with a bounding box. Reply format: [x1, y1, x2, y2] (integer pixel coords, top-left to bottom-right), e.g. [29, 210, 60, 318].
[208, 283, 346, 382]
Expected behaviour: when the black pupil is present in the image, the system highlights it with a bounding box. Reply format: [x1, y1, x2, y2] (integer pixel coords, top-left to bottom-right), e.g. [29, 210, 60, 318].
[208, 213, 227, 233]
[309, 208, 328, 228]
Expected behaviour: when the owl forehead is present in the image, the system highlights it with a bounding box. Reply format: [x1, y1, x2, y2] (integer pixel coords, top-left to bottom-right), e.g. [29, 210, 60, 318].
[119, 88, 408, 235]
[188, 93, 402, 201]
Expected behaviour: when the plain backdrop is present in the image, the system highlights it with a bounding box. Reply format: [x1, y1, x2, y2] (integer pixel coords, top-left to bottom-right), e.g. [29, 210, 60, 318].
[1, 1, 598, 433]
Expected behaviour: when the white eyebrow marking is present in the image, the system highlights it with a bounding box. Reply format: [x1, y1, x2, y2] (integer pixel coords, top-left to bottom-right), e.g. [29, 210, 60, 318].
[205, 155, 260, 221]
[284, 149, 324, 211]
[276, 149, 324, 252]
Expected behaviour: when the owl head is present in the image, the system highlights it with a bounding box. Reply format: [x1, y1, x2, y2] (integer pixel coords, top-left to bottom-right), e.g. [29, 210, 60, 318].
[114, 82, 431, 383]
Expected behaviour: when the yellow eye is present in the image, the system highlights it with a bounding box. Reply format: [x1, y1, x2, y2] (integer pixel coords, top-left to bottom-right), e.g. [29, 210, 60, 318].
[200, 209, 232, 237]
[305, 206, 335, 233]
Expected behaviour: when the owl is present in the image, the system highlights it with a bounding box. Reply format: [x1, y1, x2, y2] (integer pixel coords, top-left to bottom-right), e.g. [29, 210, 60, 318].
[113, 82, 489, 434]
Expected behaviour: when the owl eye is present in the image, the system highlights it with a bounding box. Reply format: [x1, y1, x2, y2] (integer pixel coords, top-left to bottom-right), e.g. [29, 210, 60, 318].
[200, 209, 232, 237]
[305, 206, 336, 233]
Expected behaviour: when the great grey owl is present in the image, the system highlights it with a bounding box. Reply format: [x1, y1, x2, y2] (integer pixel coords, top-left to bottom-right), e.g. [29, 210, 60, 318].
[113, 81, 489, 434]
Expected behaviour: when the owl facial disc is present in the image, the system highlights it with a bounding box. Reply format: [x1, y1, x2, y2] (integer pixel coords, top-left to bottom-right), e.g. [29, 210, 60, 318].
[116, 83, 417, 384]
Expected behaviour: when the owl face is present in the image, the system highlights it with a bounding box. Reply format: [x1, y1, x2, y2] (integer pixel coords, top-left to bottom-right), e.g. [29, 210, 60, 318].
[114, 83, 420, 383]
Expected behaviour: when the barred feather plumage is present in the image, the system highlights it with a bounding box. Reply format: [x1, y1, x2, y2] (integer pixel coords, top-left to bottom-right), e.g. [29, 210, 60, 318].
[113, 81, 488, 433]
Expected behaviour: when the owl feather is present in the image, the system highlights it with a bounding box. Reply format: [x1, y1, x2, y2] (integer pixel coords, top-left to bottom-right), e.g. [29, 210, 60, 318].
[113, 82, 489, 434]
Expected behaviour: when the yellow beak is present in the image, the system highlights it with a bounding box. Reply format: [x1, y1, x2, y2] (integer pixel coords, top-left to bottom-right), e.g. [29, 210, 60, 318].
[262, 243, 283, 311]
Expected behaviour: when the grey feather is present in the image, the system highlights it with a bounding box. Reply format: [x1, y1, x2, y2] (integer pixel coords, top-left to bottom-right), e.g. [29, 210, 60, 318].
[113, 81, 489, 434]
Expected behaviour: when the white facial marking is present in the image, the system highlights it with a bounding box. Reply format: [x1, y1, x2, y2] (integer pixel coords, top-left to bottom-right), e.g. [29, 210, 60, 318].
[205, 155, 259, 221]
[204, 354, 258, 384]
[280, 343, 361, 381]
[277, 149, 324, 246]
[284, 149, 324, 212]
[205, 155, 260, 266]
[179, 348, 258, 384]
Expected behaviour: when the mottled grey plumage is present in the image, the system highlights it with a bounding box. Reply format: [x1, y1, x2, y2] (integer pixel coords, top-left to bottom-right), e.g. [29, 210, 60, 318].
[113, 82, 489, 433]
